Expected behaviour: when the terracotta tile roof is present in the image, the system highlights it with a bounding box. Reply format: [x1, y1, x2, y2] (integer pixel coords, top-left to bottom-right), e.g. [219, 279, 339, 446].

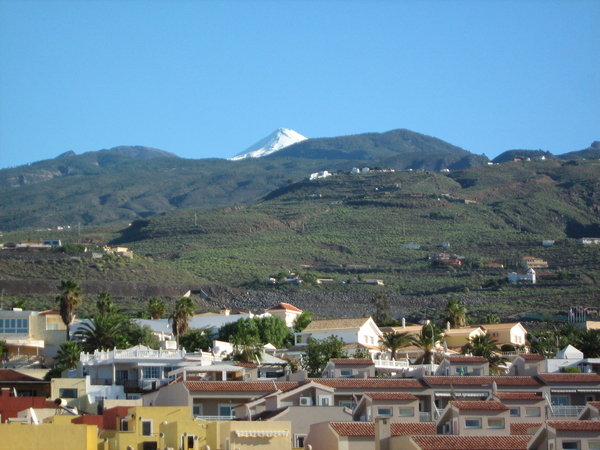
[392, 422, 436, 436]
[510, 423, 542, 435]
[423, 376, 541, 386]
[410, 435, 530, 450]
[519, 353, 545, 361]
[387, 325, 424, 334]
[266, 302, 302, 313]
[493, 392, 543, 401]
[343, 342, 380, 351]
[329, 358, 374, 366]
[330, 421, 374, 436]
[547, 420, 600, 431]
[0, 369, 45, 382]
[537, 373, 600, 384]
[451, 400, 508, 410]
[235, 362, 258, 369]
[303, 317, 370, 331]
[587, 401, 600, 410]
[329, 422, 435, 437]
[312, 378, 426, 389]
[444, 356, 488, 363]
[365, 392, 419, 401]
[183, 381, 299, 392]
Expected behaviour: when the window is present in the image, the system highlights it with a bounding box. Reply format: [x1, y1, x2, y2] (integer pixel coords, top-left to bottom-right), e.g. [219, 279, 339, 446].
[116, 370, 128, 381]
[318, 395, 332, 406]
[340, 369, 352, 377]
[143, 366, 161, 379]
[120, 419, 128, 432]
[59, 388, 78, 398]
[193, 405, 202, 416]
[588, 442, 600, 450]
[46, 322, 59, 330]
[0, 318, 28, 334]
[126, 393, 141, 400]
[219, 405, 235, 417]
[488, 418, 504, 429]
[562, 442, 580, 450]
[510, 408, 520, 417]
[525, 407, 541, 417]
[294, 435, 306, 448]
[398, 407, 414, 417]
[377, 408, 393, 417]
[141, 419, 152, 436]
[455, 367, 468, 376]
[339, 401, 356, 409]
[551, 396, 569, 406]
[465, 419, 481, 429]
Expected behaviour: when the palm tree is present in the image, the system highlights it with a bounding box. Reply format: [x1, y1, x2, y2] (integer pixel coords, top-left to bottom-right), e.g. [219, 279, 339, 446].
[96, 292, 117, 315]
[75, 312, 127, 353]
[55, 280, 83, 341]
[379, 331, 412, 360]
[483, 313, 500, 324]
[54, 341, 82, 370]
[576, 329, 600, 358]
[412, 324, 443, 364]
[443, 299, 467, 328]
[148, 297, 166, 320]
[170, 297, 195, 344]
[461, 334, 508, 374]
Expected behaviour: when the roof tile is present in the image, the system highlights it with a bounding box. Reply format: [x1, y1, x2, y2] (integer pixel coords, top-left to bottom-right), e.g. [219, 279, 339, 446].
[423, 376, 541, 386]
[493, 392, 543, 401]
[183, 381, 299, 392]
[547, 420, 600, 431]
[411, 435, 530, 450]
[303, 317, 370, 331]
[329, 422, 435, 437]
[537, 373, 600, 384]
[451, 400, 508, 411]
[510, 423, 542, 435]
[312, 378, 425, 389]
[444, 356, 488, 363]
[365, 392, 419, 401]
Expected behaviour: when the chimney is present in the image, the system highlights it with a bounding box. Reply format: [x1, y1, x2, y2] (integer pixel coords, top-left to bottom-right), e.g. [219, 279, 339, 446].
[402, 317, 406, 329]
[375, 417, 391, 450]
[219, 307, 231, 316]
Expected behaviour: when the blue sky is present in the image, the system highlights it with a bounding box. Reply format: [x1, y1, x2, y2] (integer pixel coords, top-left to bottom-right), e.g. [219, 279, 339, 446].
[0, 0, 598, 169]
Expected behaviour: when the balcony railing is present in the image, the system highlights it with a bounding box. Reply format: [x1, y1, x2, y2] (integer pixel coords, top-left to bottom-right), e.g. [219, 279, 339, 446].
[195, 415, 235, 421]
[419, 412, 433, 422]
[549, 405, 585, 418]
[373, 359, 410, 369]
[80, 348, 187, 364]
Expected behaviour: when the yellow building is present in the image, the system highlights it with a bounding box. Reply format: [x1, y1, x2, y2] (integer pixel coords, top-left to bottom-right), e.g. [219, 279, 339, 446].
[0, 422, 97, 450]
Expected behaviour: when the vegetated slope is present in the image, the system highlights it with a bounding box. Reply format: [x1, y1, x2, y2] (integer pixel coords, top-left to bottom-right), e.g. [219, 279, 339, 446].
[2, 160, 599, 319]
[0, 129, 489, 231]
[558, 141, 600, 160]
[105, 161, 600, 312]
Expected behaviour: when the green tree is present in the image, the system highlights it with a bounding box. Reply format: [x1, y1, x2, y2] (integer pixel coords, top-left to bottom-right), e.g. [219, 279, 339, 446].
[75, 312, 127, 353]
[55, 280, 83, 341]
[179, 327, 214, 353]
[293, 310, 312, 333]
[125, 322, 160, 349]
[352, 347, 372, 359]
[11, 298, 27, 309]
[461, 334, 508, 375]
[379, 331, 412, 361]
[254, 316, 293, 348]
[412, 324, 443, 364]
[443, 299, 467, 328]
[301, 335, 347, 377]
[96, 292, 117, 315]
[54, 341, 82, 370]
[148, 297, 166, 320]
[371, 293, 394, 326]
[230, 319, 263, 363]
[576, 329, 600, 358]
[170, 297, 195, 344]
[483, 313, 500, 324]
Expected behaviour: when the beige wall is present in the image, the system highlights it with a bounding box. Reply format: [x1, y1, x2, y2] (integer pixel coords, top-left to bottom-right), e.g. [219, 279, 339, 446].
[0, 423, 97, 450]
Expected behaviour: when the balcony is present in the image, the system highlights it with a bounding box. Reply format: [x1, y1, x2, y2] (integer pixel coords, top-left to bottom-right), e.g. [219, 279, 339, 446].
[419, 412, 433, 422]
[194, 415, 235, 421]
[549, 405, 585, 418]
[80, 347, 186, 364]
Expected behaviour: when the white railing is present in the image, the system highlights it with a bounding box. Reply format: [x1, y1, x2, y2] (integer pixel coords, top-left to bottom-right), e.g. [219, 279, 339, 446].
[549, 406, 585, 418]
[80, 348, 187, 364]
[372, 359, 410, 368]
[195, 415, 235, 421]
[419, 412, 433, 422]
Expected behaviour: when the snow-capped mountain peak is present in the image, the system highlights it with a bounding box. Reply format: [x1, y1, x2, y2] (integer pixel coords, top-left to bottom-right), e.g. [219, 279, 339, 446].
[229, 128, 307, 160]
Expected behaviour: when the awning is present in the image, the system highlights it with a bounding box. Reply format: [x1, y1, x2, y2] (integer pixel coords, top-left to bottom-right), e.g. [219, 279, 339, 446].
[578, 389, 600, 393]
[4, 338, 44, 348]
[235, 430, 288, 438]
[551, 389, 577, 393]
